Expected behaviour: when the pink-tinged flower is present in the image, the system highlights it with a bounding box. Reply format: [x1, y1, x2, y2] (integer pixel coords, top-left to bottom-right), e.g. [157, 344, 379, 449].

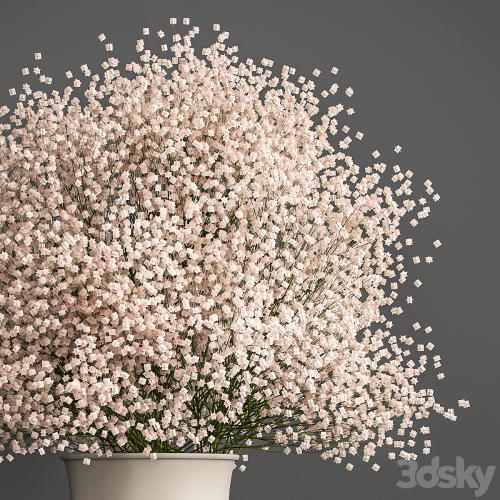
[0, 21, 463, 469]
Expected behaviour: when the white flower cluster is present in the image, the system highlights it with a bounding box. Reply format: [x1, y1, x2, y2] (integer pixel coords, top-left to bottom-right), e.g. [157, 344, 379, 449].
[0, 22, 466, 467]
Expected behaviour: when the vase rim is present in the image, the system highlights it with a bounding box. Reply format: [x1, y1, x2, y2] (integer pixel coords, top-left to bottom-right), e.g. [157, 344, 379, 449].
[60, 452, 240, 461]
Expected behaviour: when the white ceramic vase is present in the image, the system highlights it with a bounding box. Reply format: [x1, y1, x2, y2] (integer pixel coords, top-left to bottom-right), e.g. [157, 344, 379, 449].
[62, 453, 239, 500]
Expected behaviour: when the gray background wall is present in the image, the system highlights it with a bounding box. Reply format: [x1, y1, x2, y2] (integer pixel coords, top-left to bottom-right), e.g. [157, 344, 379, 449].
[0, 1, 498, 499]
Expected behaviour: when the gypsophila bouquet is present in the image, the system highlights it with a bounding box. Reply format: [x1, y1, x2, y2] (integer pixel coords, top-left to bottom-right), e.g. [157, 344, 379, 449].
[0, 19, 468, 470]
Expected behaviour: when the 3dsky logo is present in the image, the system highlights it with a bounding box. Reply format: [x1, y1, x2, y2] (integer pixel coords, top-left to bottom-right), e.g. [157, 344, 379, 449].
[397, 457, 496, 497]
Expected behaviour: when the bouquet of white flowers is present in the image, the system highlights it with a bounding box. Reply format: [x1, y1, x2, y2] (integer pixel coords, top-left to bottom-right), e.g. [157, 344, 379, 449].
[0, 21, 466, 471]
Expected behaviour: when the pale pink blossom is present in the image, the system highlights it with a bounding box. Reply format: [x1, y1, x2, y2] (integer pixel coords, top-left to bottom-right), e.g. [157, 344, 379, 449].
[0, 23, 464, 468]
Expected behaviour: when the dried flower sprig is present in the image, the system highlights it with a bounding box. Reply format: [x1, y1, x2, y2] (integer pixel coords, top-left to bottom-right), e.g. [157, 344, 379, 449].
[0, 21, 467, 467]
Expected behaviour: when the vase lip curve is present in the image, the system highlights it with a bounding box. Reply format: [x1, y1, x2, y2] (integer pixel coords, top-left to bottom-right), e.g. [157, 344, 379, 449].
[60, 452, 240, 461]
